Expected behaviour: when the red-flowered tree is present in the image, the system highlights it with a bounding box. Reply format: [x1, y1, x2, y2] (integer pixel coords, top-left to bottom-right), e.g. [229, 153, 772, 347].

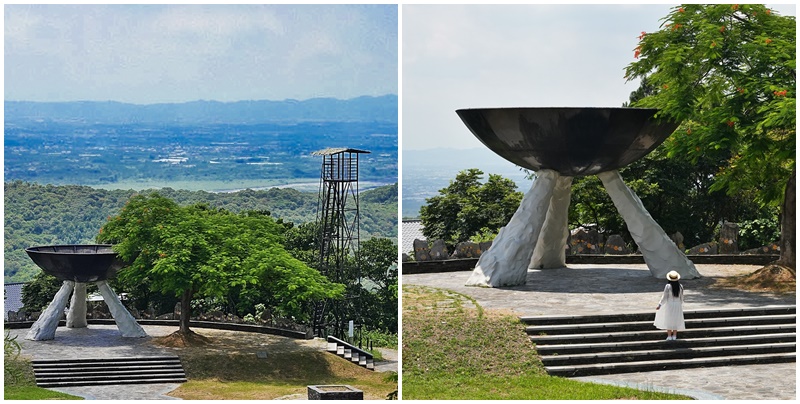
[625, 4, 795, 270]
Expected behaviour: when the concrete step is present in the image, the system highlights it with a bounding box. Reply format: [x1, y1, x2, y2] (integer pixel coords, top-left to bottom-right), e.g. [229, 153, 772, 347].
[546, 352, 796, 377]
[521, 305, 795, 326]
[526, 314, 796, 335]
[530, 324, 796, 345]
[325, 336, 374, 371]
[541, 342, 797, 366]
[31, 356, 187, 388]
[524, 306, 796, 377]
[535, 332, 796, 355]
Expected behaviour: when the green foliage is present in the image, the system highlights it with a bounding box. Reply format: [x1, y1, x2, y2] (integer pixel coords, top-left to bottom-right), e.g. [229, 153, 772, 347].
[19, 272, 63, 313]
[420, 169, 522, 246]
[4, 181, 397, 283]
[4, 331, 24, 384]
[96, 193, 345, 331]
[625, 4, 795, 207]
[738, 215, 781, 250]
[357, 238, 398, 334]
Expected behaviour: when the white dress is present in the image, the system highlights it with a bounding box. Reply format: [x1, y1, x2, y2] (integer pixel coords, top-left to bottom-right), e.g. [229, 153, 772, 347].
[653, 283, 685, 330]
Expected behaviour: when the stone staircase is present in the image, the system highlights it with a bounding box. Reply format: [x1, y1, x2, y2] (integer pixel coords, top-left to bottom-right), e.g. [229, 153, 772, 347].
[522, 305, 796, 377]
[32, 356, 187, 388]
[326, 336, 375, 370]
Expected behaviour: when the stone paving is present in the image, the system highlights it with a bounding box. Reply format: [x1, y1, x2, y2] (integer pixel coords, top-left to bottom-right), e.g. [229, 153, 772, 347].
[8, 324, 398, 400]
[403, 263, 797, 400]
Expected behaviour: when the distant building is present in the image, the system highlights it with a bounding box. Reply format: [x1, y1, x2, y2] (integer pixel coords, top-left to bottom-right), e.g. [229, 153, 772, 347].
[4, 282, 25, 320]
[402, 219, 426, 256]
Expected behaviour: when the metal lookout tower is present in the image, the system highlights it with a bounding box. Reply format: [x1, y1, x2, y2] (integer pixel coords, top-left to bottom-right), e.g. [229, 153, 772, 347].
[312, 147, 370, 339]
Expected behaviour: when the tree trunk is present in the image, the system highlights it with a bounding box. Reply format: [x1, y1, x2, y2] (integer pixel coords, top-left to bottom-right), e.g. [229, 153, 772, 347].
[777, 169, 795, 270]
[179, 289, 192, 335]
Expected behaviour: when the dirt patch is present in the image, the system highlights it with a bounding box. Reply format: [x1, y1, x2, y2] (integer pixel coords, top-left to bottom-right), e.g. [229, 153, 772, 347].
[715, 264, 796, 294]
[153, 330, 212, 347]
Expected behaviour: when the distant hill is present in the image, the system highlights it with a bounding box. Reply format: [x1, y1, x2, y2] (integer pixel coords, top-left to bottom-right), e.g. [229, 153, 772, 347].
[4, 95, 398, 125]
[4, 181, 398, 283]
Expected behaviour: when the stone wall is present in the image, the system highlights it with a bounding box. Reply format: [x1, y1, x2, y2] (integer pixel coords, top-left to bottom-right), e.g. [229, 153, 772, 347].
[404, 222, 779, 263]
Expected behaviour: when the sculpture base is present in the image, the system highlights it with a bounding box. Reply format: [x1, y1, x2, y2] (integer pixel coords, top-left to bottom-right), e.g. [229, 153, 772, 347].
[466, 169, 700, 287]
[26, 280, 147, 341]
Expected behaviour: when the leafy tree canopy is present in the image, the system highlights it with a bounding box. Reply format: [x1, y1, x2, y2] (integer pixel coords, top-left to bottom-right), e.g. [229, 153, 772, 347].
[420, 169, 522, 246]
[625, 4, 795, 207]
[96, 193, 344, 334]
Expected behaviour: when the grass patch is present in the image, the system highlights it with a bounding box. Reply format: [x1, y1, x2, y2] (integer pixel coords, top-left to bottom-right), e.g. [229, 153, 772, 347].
[402, 285, 692, 400]
[4, 330, 83, 400]
[4, 386, 84, 400]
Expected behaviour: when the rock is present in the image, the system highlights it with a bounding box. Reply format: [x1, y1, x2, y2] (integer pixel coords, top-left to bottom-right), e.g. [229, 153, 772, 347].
[670, 232, 685, 250]
[429, 239, 449, 260]
[688, 242, 718, 255]
[452, 241, 482, 258]
[604, 234, 630, 255]
[719, 222, 739, 254]
[570, 228, 604, 255]
[413, 239, 431, 261]
[742, 243, 781, 255]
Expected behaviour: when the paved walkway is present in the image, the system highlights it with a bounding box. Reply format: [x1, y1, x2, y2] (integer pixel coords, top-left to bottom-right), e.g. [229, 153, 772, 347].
[403, 263, 796, 400]
[8, 324, 398, 400]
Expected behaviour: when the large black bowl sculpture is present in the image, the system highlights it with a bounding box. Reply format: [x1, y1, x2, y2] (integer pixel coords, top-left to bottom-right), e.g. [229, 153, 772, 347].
[458, 107, 700, 288]
[25, 244, 126, 283]
[456, 107, 679, 176]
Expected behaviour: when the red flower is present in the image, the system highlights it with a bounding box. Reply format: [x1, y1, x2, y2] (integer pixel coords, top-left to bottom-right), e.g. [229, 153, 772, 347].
[662, 84, 669, 90]
[766, 9, 771, 15]
[638, 31, 646, 40]
[634, 46, 641, 59]
[727, 120, 735, 127]
[719, 26, 726, 32]
[732, 4, 739, 10]
[765, 38, 773, 44]
[679, 7, 685, 13]
[686, 128, 692, 135]
[711, 41, 717, 48]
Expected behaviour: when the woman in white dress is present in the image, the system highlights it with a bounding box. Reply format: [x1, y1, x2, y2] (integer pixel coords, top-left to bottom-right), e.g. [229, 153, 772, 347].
[654, 270, 685, 340]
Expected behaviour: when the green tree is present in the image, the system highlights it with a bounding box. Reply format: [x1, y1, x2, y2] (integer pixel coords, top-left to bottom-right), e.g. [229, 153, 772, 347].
[96, 193, 344, 337]
[420, 169, 523, 247]
[625, 4, 795, 268]
[356, 238, 398, 334]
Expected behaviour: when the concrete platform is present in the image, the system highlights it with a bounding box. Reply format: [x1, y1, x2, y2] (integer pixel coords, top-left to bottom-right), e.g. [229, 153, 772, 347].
[403, 263, 796, 400]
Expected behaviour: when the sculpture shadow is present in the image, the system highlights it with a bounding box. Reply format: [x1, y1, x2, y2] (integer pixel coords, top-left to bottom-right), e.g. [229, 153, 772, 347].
[499, 266, 672, 294]
[496, 266, 793, 307]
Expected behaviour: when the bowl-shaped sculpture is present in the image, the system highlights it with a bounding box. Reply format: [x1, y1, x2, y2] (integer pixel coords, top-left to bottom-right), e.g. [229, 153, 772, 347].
[456, 107, 680, 176]
[25, 244, 128, 283]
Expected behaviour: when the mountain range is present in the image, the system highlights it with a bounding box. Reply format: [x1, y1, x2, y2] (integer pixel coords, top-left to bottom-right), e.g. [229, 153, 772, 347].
[5, 95, 398, 125]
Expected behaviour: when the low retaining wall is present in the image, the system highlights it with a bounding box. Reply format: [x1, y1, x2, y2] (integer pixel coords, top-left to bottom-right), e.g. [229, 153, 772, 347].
[402, 255, 780, 275]
[3, 319, 311, 339]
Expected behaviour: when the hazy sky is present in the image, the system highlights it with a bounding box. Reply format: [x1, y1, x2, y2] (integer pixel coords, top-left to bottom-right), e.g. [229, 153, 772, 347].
[403, 3, 796, 151]
[4, 4, 398, 104]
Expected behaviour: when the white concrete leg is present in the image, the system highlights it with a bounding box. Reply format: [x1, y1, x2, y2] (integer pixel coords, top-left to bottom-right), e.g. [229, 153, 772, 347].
[26, 281, 75, 340]
[598, 170, 701, 279]
[97, 281, 147, 338]
[530, 175, 573, 269]
[466, 170, 560, 287]
[67, 282, 88, 328]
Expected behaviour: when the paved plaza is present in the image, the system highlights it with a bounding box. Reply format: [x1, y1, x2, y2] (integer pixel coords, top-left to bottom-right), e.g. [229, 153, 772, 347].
[403, 263, 796, 400]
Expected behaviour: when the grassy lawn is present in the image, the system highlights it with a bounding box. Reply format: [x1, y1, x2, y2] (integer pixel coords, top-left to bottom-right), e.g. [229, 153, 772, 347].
[402, 285, 692, 400]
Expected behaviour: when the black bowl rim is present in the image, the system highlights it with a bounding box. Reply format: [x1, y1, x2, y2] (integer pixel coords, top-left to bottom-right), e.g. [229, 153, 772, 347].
[25, 244, 117, 255]
[456, 106, 663, 113]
